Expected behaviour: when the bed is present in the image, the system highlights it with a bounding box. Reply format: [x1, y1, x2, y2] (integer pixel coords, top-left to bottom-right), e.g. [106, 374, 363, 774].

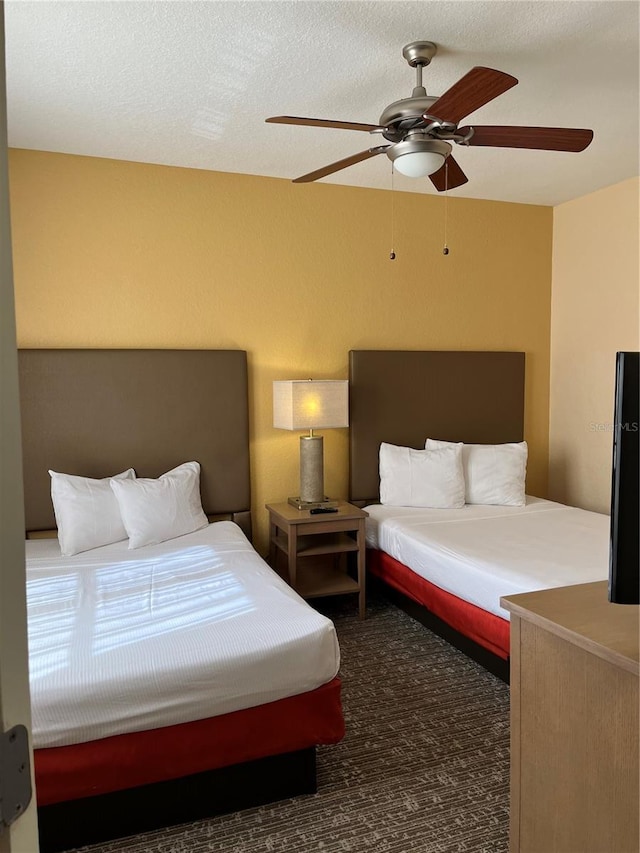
[19, 349, 345, 852]
[348, 350, 608, 681]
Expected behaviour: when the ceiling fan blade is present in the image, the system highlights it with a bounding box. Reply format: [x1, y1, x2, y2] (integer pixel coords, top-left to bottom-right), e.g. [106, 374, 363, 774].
[266, 116, 381, 132]
[426, 67, 518, 124]
[292, 147, 388, 183]
[429, 156, 469, 192]
[459, 125, 594, 152]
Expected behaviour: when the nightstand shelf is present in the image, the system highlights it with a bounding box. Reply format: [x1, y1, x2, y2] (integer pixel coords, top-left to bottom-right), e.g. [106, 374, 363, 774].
[266, 501, 368, 618]
[295, 564, 361, 599]
[272, 531, 360, 559]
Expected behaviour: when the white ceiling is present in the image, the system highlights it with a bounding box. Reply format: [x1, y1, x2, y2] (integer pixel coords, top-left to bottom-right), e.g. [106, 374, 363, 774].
[5, 0, 640, 206]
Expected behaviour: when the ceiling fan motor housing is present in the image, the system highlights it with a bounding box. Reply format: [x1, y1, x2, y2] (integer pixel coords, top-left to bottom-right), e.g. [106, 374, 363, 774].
[379, 96, 439, 141]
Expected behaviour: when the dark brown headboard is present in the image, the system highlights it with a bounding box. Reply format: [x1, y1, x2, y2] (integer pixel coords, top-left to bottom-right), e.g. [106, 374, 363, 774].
[18, 349, 252, 538]
[349, 350, 525, 506]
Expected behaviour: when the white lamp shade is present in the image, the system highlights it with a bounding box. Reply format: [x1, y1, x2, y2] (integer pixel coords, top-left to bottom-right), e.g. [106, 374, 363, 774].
[273, 380, 349, 430]
[393, 150, 445, 178]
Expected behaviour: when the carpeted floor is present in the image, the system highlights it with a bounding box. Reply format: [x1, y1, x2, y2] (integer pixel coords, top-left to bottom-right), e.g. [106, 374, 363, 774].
[75, 592, 510, 853]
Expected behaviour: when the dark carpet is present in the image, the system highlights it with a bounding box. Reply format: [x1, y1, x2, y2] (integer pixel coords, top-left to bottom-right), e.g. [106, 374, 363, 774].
[76, 592, 510, 852]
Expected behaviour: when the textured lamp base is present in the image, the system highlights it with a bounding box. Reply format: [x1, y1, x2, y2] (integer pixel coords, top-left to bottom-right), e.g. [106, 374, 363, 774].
[287, 496, 339, 510]
[290, 434, 337, 510]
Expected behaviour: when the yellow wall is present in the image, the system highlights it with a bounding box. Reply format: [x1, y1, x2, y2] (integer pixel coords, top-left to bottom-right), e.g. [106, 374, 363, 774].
[549, 177, 640, 513]
[9, 149, 553, 552]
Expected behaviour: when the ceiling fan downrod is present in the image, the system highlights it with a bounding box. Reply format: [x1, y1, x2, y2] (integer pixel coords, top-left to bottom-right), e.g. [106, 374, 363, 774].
[402, 40, 437, 98]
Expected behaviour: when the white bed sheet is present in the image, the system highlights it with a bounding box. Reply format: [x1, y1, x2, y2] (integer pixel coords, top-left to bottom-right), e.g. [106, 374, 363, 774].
[26, 522, 340, 749]
[365, 497, 609, 620]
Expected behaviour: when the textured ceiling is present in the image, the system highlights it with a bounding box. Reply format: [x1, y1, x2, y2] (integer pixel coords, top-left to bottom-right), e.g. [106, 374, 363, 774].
[5, 0, 640, 206]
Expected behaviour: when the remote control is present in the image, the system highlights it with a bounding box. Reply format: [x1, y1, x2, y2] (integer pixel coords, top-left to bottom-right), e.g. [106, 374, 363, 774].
[309, 507, 338, 514]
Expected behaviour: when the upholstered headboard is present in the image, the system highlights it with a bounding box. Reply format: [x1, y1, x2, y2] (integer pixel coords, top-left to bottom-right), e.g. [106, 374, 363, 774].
[349, 350, 526, 506]
[18, 349, 252, 538]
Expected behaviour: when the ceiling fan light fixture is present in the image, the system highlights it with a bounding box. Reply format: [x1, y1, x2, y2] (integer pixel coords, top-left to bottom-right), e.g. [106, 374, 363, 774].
[393, 150, 445, 177]
[387, 138, 451, 178]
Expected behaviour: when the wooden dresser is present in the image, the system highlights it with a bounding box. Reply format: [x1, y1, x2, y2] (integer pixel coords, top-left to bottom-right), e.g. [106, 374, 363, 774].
[501, 581, 639, 853]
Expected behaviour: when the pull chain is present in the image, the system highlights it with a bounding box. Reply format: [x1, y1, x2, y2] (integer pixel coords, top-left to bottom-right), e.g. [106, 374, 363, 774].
[443, 160, 450, 256]
[389, 164, 396, 260]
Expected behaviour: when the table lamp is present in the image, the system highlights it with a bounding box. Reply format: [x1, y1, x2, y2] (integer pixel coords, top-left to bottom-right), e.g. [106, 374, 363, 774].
[273, 379, 349, 510]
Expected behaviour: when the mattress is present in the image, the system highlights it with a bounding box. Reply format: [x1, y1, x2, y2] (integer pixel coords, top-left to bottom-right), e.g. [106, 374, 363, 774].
[365, 497, 609, 620]
[27, 522, 340, 749]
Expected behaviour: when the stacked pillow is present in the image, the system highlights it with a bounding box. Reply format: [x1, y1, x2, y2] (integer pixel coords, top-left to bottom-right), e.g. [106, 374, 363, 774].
[425, 439, 527, 507]
[379, 439, 527, 508]
[49, 467, 136, 556]
[379, 442, 465, 509]
[49, 461, 208, 556]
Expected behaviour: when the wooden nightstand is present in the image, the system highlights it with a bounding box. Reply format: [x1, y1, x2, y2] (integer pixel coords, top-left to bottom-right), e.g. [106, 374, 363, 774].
[266, 501, 368, 619]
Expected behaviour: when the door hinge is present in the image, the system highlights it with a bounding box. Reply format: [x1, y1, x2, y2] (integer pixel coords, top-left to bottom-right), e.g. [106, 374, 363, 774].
[0, 726, 32, 833]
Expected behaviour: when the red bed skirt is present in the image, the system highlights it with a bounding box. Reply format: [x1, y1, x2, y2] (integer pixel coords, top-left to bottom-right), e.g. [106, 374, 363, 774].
[368, 549, 510, 660]
[35, 676, 344, 806]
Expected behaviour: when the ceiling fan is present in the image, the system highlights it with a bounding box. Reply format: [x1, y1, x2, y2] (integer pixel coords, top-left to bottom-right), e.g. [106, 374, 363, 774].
[266, 41, 594, 190]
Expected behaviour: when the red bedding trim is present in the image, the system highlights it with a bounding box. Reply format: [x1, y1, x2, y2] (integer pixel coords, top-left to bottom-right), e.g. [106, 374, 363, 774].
[35, 677, 344, 806]
[368, 549, 510, 659]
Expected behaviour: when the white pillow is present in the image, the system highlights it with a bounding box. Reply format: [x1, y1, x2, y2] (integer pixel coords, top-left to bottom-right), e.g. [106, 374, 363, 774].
[110, 461, 208, 549]
[379, 442, 465, 508]
[425, 439, 528, 506]
[49, 468, 136, 557]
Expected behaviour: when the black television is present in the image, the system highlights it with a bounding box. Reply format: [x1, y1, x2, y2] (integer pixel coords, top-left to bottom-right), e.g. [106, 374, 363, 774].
[608, 351, 639, 604]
